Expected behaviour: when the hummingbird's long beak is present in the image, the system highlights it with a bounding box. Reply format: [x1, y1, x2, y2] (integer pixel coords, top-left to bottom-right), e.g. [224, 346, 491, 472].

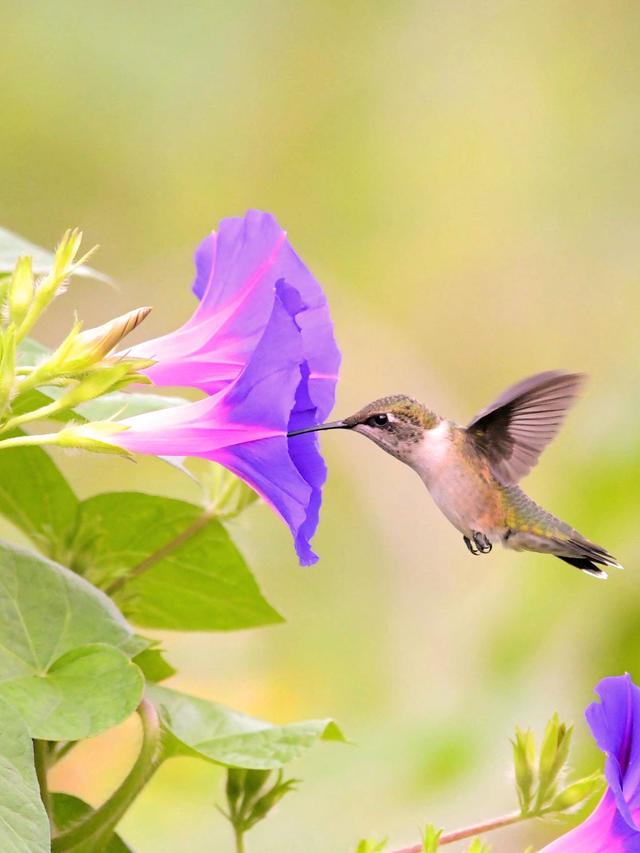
[287, 420, 349, 437]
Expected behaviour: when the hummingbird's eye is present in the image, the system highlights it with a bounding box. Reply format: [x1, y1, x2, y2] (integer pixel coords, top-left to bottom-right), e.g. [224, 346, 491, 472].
[368, 413, 389, 427]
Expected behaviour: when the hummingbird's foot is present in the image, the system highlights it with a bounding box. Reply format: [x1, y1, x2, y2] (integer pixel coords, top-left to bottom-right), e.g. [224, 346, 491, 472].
[472, 531, 493, 554]
[463, 535, 479, 555]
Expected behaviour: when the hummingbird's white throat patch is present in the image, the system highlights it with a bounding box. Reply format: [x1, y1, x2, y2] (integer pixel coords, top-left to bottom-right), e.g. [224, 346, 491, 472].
[412, 420, 451, 481]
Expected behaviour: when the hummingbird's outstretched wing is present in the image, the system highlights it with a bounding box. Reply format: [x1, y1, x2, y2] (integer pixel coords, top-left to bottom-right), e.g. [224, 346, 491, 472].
[466, 370, 586, 485]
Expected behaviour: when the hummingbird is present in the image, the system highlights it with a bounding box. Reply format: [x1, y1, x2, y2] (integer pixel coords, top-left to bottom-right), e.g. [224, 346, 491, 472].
[289, 370, 622, 578]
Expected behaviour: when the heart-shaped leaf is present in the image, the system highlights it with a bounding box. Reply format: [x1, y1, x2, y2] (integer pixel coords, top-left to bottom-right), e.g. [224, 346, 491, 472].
[73, 493, 282, 631]
[0, 541, 144, 740]
[0, 699, 50, 852]
[148, 684, 344, 769]
[0, 437, 78, 561]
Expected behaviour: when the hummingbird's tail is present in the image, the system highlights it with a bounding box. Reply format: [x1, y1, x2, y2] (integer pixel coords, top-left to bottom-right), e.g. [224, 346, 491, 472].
[501, 486, 623, 579]
[553, 537, 623, 580]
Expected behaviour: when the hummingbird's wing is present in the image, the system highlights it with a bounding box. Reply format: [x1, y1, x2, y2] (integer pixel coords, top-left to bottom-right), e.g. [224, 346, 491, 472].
[466, 370, 586, 485]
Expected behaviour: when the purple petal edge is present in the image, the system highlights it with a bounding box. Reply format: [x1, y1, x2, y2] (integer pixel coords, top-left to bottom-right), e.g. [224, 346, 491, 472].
[541, 675, 640, 852]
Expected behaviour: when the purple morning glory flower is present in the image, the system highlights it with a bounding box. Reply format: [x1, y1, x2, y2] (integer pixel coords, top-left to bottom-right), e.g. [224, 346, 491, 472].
[129, 210, 340, 424]
[109, 284, 330, 565]
[103, 211, 340, 564]
[543, 674, 640, 852]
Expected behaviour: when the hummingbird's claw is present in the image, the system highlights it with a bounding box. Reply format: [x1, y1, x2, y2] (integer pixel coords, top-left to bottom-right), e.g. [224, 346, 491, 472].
[464, 535, 479, 555]
[473, 531, 493, 554]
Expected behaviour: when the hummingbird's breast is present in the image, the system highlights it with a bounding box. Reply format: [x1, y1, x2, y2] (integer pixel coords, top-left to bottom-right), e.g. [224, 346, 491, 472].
[409, 423, 506, 540]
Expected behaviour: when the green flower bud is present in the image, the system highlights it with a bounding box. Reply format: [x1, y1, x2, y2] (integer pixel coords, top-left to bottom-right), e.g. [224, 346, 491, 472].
[511, 726, 536, 814]
[536, 714, 573, 809]
[548, 771, 604, 814]
[354, 839, 387, 853]
[57, 306, 152, 373]
[421, 823, 443, 852]
[8, 256, 34, 327]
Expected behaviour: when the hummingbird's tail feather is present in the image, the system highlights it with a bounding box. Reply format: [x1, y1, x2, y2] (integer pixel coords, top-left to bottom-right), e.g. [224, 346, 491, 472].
[549, 535, 622, 579]
[556, 555, 609, 579]
[501, 485, 622, 578]
[563, 536, 623, 570]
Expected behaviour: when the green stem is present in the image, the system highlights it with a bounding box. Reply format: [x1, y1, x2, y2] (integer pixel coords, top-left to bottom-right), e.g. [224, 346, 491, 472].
[390, 811, 524, 852]
[51, 700, 162, 852]
[234, 825, 246, 853]
[49, 740, 78, 766]
[33, 740, 51, 822]
[0, 432, 61, 450]
[1, 399, 69, 433]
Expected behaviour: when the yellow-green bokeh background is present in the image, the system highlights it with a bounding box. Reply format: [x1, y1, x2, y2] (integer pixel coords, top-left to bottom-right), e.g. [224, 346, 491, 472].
[2, 2, 640, 850]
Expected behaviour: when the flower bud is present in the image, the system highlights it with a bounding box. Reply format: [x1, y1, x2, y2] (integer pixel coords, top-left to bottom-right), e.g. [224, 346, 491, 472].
[56, 306, 152, 374]
[536, 714, 573, 810]
[512, 726, 536, 814]
[548, 771, 604, 813]
[8, 256, 34, 327]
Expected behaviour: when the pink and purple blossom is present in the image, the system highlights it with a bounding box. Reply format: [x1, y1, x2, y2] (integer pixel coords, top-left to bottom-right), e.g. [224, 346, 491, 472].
[543, 674, 640, 852]
[104, 211, 341, 565]
[112, 285, 332, 564]
[129, 210, 340, 423]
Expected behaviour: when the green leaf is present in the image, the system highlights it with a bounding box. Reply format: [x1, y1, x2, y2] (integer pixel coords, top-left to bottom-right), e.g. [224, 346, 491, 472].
[1, 644, 143, 741]
[132, 646, 176, 683]
[72, 492, 282, 631]
[148, 684, 344, 769]
[0, 541, 144, 740]
[0, 436, 78, 561]
[0, 698, 50, 852]
[16, 337, 50, 367]
[74, 391, 186, 421]
[0, 227, 110, 282]
[51, 793, 132, 852]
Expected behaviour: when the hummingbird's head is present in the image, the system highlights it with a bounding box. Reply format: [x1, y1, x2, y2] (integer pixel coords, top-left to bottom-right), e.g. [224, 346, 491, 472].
[288, 395, 440, 463]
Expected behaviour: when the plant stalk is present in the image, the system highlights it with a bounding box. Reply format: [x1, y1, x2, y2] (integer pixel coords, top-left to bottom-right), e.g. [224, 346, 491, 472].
[51, 700, 163, 851]
[234, 825, 246, 853]
[390, 811, 524, 852]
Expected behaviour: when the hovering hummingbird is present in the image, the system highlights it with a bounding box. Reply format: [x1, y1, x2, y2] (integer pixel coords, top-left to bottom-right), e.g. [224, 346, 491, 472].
[289, 371, 622, 578]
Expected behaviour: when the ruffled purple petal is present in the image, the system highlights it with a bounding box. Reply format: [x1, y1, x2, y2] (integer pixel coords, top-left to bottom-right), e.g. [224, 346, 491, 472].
[587, 675, 640, 830]
[542, 791, 640, 852]
[115, 288, 324, 564]
[130, 210, 340, 420]
[541, 675, 640, 852]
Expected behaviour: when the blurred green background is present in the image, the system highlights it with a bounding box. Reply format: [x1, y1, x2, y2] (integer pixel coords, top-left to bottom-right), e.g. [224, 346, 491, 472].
[2, 1, 640, 850]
